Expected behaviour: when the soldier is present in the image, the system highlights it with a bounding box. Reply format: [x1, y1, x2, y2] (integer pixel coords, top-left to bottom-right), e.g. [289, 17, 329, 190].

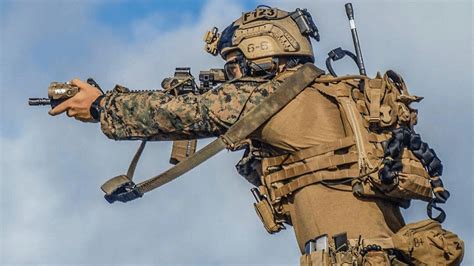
[48, 6, 463, 265]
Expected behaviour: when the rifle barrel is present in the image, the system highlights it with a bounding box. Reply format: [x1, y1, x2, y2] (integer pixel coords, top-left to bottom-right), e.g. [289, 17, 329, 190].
[28, 98, 51, 106]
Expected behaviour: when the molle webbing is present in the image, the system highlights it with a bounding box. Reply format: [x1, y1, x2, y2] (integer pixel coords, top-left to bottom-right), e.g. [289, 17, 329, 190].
[262, 137, 355, 168]
[264, 152, 359, 184]
[261, 136, 359, 198]
[402, 164, 430, 179]
[273, 167, 359, 199]
[367, 133, 390, 144]
[313, 81, 377, 173]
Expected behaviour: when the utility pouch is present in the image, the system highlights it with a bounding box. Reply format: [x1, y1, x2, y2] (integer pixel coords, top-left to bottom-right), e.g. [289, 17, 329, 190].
[392, 219, 464, 265]
[169, 139, 197, 165]
[361, 71, 421, 129]
[253, 198, 284, 234]
[361, 251, 391, 265]
[334, 251, 356, 265]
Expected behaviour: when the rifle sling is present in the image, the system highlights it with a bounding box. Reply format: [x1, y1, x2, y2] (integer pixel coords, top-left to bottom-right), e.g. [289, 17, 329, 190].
[101, 64, 324, 202]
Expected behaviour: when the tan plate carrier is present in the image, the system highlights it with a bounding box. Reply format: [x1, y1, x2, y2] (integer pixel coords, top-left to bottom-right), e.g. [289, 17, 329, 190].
[253, 71, 449, 234]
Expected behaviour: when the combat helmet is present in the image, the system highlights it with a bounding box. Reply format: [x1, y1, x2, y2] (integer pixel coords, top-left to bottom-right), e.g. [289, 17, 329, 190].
[204, 6, 320, 78]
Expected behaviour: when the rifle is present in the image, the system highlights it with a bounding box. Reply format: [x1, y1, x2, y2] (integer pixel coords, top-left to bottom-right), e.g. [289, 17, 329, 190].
[161, 67, 226, 164]
[29, 69, 227, 165]
[28, 79, 102, 108]
[28, 82, 79, 108]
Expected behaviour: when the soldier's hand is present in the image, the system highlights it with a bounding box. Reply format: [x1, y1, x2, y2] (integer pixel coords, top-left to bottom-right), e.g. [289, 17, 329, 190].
[48, 79, 102, 122]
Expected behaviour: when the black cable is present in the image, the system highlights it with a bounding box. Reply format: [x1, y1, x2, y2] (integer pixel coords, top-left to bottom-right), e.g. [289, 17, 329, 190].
[325, 47, 359, 77]
[380, 126, 449, 222]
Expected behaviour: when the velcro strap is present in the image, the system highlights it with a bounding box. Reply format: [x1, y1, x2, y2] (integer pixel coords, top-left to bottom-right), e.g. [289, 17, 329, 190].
[273, 167, 359, 198]
[367, 133, 391, 143]
[266, 153, 359, 184]
[402, 164, 430, 178]
[263, 137, 355, 168]
[402, 149, 419, 161]
[367, 79, 383, 123]
[312, 82, 352, 99]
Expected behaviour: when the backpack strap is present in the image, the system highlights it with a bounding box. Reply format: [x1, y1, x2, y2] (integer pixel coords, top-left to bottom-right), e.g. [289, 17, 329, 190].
[101, 63, 325, 203]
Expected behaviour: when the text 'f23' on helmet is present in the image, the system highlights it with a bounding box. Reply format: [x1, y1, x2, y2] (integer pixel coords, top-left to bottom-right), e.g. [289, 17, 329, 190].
[203, 6, 320, 62]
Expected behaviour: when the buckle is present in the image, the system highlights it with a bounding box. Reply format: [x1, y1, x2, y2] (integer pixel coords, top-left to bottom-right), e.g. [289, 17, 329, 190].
[104, 181, 143, 203]
[101, 175, 143, 203]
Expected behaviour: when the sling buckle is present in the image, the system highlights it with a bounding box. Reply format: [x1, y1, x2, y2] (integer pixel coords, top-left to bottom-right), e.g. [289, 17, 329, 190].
[101, 174, 143, 203]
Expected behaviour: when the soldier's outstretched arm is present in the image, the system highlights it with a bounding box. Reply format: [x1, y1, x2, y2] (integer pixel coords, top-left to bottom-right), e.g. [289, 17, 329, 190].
[100, 79, 271, 140]
[99, 88, 225, 140]
[49, 78, 271, 141]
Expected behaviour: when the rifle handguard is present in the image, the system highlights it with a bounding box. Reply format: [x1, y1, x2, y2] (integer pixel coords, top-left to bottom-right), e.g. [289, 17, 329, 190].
[101, 175, 143, 203]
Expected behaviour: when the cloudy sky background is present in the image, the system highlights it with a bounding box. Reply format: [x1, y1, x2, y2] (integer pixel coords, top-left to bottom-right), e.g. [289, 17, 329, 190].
[0, 0, 472, 265]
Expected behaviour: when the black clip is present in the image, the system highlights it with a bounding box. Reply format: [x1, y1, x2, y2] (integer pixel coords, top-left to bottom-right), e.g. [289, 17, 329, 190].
[291, 8, 320, 41]
[427, 199, 446, 223]
[104, 181, 143, 203]
[325, 47, 358, 77]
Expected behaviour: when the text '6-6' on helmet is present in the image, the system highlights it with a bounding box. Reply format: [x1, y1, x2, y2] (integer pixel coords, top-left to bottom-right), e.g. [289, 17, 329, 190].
[203, 6, 320, 62]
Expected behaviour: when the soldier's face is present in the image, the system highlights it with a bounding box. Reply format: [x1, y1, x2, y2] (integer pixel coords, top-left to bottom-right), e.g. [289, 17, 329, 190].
[224, 51, 243, 80]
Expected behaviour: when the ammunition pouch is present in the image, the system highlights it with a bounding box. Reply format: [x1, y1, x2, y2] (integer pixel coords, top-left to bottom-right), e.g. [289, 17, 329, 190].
[361, 251, 392, 265]
[300, 251, 331, 266]
[299, 235, 399, 266]
[253, 196, 285, 234]
[101, 175, 143, 203]
[299, 219, 464, 266]
[169, 139, 197, 165]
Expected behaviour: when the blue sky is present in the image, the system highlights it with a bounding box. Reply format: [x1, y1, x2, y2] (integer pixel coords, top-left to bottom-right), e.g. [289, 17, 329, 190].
[0, 0, 472, 265]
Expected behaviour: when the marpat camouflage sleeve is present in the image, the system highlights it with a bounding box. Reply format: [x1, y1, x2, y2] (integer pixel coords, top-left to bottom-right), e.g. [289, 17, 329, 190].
[100, 79, 273, 141]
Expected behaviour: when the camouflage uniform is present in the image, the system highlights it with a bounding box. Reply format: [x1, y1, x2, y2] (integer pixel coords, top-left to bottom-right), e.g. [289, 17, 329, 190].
[99, 69, 406, 255]
[101, 77, 272, 141]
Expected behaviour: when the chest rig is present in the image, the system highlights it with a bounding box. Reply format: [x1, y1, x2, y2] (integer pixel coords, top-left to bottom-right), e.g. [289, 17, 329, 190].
[251, 71, 450, 234]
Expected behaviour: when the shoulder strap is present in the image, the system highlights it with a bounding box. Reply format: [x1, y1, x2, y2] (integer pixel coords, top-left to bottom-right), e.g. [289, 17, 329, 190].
[101, 64, 325, 203]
